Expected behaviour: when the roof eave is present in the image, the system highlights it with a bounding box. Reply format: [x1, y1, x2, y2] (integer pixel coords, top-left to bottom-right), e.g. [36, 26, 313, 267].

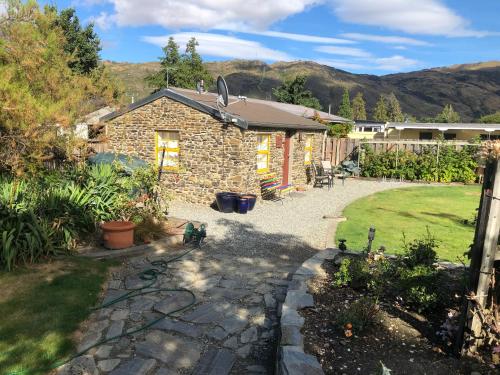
[248, 122, 327, 131]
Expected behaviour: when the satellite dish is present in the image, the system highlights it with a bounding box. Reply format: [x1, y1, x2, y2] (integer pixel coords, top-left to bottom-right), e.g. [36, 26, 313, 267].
[217, 76, 229, 107]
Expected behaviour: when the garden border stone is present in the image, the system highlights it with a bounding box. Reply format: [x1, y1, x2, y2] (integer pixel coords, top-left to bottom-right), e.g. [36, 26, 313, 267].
[277, 248, 340, 375]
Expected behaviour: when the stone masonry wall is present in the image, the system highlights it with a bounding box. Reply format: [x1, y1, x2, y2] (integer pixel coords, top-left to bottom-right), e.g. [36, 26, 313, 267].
[106, 96, 325, 205]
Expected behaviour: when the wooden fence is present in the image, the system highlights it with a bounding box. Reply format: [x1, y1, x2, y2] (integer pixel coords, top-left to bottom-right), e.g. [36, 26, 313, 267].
[323, 138, 473, 166]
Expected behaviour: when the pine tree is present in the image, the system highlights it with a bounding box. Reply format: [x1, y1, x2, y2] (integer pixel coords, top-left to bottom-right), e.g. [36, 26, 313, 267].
[338, 87, 353, 120]
[146, 37, 213, 91]
[373, 95, 389, 122]
[352, 92, 367, 121]
[435, 104, 460, 123]
[387, 92, 404, 122]
[272, 75, 322, 110]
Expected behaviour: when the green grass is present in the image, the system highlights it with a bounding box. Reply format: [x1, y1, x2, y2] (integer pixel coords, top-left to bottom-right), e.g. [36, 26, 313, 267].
[335, 185, 481, 262]
[0, 257, 115, 375]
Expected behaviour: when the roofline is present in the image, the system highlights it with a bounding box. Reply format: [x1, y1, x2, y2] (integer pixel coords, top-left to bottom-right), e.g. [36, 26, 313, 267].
[387, 122, 500, 131]
[101, 88, 327, 131]
[248, 122, 327, 131]
[101, 89, 248, 129]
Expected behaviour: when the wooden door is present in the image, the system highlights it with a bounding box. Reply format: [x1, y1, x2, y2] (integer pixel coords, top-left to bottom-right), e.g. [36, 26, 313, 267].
[282, 132, 292, 185]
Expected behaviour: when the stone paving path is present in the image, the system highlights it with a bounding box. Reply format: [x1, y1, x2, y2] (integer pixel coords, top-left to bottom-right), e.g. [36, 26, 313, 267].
[59, 180, 411, 375]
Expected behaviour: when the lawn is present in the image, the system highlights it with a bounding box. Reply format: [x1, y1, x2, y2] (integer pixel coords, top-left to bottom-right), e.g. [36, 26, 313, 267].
[0, 257, 115, 375]
[335, 185, 481, 262]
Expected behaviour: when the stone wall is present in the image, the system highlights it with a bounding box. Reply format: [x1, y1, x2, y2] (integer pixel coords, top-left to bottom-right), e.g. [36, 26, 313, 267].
[106, 96, 325, 205]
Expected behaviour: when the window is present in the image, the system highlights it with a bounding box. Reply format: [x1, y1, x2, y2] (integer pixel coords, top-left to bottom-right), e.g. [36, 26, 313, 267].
[257, 134, 270, 173]
[304, 134, 313, 165]
[419, 132, 433, 140]
[444, 133, 457, 140]
[156, 130, 180, 170]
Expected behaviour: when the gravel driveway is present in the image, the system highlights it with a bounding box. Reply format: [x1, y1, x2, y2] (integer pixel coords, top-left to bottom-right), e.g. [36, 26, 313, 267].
[61, 179, 411, 375]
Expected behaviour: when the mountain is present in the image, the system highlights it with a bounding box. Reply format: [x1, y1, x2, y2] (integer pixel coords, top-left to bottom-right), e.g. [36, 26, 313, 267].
[104, 60, 500, 121]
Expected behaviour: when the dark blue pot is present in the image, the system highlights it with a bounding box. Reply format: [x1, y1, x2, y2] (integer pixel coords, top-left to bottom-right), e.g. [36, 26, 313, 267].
[215, 192, 238, 213]
[240, 194, 257, 211]
[237, 197, 249, 214]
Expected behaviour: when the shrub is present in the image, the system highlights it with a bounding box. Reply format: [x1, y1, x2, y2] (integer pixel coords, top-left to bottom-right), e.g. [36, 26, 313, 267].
[396, 265, 441, 313]
[400, 229, 439, 268]
[337, 296, 380, 334]
[333, 258, 352, 287]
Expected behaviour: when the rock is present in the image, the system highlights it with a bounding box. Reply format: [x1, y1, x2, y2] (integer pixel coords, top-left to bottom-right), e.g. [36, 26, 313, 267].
[154, 294, 194, 315]
[182, 303, 230, 323]
[281, 307, 304, 327]
[255, 283, 273, 295]
[281, 325, 303, 347]
[97, 359, 121, 372]
[109, 358, 156, 375]
[245, 294, 263, 304]
[208, 287, 252, 301]
[246, 365, 267, 373]
[236, 344, 252, 358]
[111, 309, 129, 321]
[223, 336, 238, 349]
[103, 291, 127, 309]
[135, 330, 201, 368]
[219, 315, 248, 334]
[58, 355, 98, 375]
[240, 326, 258, 344]
[280, 346, 323, 375]
[108, 280, 122, 289]
[130, 298, 155, 313]
[264, 293, 276, 309]
[192, 348, 236, 375]
[154, 318, 203, 338]
[284, 290, 314, 310]
[77, 331, 102, 353]
[95, 345, 113, 359]
[266, 278, 290, 286]
[207, 326, 229, 341]
[219, 278, 246, 289]
[154, 367, 177, 375]
[181, 276, 221, 292]
[106, 320, 125, 340]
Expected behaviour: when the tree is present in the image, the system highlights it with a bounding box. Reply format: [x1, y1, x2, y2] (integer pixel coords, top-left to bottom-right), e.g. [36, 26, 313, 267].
[272, 75, 322, 110]
[53, 7, 101, 75]
[352, 92, 366, 121]
[147, 37, 213, 91]
[373, 95, 389, 122]
[338, 87, 353, 120]
[435, 104, 460, 123]
[480, 111, 500, 123]
[0, 1, 118, 173]
[387, 92, 404, 122]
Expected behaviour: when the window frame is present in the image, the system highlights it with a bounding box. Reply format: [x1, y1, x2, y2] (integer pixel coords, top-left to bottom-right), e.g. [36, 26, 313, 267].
[155, 130, 180, 171]
[256, 133, 271, 174]
[304, 134, 313, 165]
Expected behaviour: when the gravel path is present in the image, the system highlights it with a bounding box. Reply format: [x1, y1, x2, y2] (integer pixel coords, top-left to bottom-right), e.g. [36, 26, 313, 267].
[60, 179, 412, 375]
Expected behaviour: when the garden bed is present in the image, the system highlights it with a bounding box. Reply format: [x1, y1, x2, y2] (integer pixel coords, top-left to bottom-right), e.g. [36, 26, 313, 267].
[301, 254, 495, 374]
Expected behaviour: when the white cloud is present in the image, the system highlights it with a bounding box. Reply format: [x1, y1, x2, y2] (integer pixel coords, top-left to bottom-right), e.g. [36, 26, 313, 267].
[315, 59, 367, 71]
[143, 32, 293, 61]
[331, 0, 490, 37]
[341, 32, 430, 46]
[236, 29, 355, 44]
[88, 12, 116, 30]
[374, 55, 418, 71]
[315, 45, 371, 58]
[105, 0, 320, 30]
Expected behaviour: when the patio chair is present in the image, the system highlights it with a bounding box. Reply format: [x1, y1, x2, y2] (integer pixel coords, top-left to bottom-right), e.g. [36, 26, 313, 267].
[312, 162, 332, 189]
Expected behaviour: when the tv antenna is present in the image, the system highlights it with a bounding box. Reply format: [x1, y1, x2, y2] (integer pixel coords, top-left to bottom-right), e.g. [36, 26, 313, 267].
[217, 76, 229, 107]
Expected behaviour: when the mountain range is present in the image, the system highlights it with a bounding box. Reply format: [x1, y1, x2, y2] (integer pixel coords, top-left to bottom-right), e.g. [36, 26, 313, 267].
[104, 60, 500, 122]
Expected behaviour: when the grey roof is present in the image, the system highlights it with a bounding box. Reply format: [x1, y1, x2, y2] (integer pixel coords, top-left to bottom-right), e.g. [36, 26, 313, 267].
[102, 88, 328, 131]
[387, 122, 500, 131]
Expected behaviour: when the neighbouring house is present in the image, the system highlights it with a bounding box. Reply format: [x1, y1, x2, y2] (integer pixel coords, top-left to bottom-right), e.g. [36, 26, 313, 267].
[348, 120, 387, 139]
[385, 122, 500, 141]
[100, 88, 328, 204]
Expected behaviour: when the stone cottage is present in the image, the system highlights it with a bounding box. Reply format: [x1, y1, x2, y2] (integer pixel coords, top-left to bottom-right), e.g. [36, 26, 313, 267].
[101, 88, 328, 204]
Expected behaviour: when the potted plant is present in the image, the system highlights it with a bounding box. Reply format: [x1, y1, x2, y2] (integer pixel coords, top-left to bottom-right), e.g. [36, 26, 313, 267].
[101, 199, 137, 249]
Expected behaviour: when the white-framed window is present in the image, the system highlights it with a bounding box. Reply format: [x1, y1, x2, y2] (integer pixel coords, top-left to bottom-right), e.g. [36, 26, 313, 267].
[257, 134, 270, 173]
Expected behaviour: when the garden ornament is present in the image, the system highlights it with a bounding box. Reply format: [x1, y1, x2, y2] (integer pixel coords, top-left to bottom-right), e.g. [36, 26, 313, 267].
[366, 226, 376, 253]
[338, 238, 347, 252]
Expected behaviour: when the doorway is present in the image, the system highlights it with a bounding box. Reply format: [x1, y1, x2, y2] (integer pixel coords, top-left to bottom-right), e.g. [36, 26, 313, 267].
[282, 132, 292, 185]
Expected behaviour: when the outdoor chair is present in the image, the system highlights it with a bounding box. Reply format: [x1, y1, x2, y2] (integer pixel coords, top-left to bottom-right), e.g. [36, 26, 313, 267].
[312, 162, 333, 189]
[260, 173, 294, 203]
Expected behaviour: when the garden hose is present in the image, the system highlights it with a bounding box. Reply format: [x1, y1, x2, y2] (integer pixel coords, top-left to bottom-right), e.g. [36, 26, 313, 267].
[7, 244, 198, 375]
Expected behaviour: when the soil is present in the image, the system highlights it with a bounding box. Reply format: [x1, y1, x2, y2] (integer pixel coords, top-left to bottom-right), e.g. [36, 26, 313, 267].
[301, 258, 495, 375]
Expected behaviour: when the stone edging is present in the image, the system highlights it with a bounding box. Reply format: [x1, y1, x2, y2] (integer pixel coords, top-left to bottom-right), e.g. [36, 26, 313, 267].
[277, 248, 340, 375]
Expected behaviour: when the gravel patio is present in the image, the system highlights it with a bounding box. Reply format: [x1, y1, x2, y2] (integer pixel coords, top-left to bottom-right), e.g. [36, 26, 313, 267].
[59, 179, 409, 375]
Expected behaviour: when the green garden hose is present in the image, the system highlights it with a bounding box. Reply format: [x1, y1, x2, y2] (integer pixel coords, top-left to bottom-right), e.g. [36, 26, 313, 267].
[7, 245, 198, 375]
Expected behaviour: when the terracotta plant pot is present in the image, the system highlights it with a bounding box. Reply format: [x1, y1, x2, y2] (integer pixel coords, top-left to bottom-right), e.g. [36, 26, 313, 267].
[101, 221, 136, 249]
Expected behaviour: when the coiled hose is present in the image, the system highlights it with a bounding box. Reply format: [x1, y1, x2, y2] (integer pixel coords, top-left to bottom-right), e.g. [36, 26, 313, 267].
[8, 245, 197, 375]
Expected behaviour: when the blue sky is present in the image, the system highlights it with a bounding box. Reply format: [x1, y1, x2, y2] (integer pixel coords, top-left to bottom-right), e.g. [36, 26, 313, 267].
[38, 0, 500, 75]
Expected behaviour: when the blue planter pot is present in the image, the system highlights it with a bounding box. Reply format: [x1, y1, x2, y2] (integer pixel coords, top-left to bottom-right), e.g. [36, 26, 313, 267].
[240, 194, 257, 211]
[215, 192, 238, 213]
[237, 197, 249, 214]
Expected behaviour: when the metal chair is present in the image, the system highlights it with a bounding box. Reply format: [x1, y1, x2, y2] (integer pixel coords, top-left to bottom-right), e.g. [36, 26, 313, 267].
[312, 162, 333, 189]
